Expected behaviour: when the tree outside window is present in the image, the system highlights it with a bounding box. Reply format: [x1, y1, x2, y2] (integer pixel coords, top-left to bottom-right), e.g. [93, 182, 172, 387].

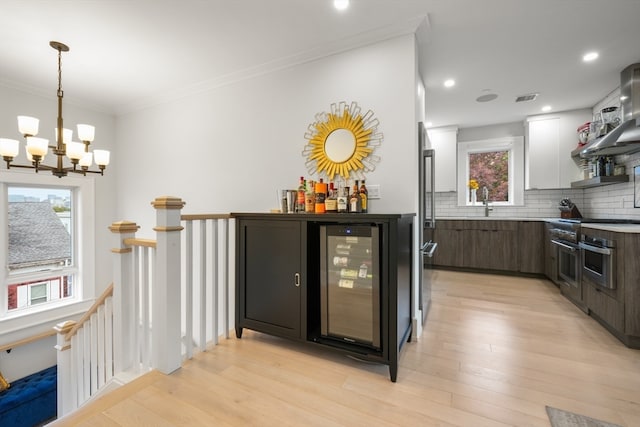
[469, 150, 509, 202]
[457, 136, 524, 207]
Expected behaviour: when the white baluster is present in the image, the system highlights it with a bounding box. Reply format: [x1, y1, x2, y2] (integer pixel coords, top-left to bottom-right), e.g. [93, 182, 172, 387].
[54, 320, 76, 417]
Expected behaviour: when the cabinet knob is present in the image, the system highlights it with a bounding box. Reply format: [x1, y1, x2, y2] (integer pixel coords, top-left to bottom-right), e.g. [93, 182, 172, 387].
[294, 273, 300, 287]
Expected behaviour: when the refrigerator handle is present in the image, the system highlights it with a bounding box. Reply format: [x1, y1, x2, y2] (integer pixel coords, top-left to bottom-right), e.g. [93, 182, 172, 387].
[294, 272, 301, 287]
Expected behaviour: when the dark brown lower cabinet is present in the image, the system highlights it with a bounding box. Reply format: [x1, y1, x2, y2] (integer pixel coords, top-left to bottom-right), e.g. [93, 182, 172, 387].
[431, 219, 543, 274]
[236, 219, 304, 340]
[518, 221, 545, 274]
[579, 230, 640, 349]
[583, 276, 625, 333]
[234, 213, 414, 382]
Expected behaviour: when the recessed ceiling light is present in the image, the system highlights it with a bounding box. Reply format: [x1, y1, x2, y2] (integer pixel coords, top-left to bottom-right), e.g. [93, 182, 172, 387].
[541, 105, 552, 112]
[444, 79, 455, 88]
[333, 0, 349, 11]
[621, 95, 629, 101]
[583, 51, 599, 62]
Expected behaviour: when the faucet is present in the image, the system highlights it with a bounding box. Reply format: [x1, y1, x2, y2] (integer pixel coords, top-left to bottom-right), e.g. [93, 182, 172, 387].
[482, 186, 493, 217]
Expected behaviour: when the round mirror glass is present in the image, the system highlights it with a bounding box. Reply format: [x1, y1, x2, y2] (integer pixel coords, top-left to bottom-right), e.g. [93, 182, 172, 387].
[324, 128, 356, 163]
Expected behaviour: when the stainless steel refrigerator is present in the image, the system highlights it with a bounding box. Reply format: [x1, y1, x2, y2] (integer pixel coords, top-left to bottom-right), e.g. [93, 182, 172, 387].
[418, 122, 437, 325]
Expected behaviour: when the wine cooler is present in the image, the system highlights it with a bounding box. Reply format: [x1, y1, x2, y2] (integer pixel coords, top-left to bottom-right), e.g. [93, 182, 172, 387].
[319, 224, 381, 350]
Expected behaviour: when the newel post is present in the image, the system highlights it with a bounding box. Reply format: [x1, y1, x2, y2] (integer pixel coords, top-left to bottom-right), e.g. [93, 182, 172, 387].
[54, 320, 76, 416]
[109, 220, 140, 374]
[151, 196, 185, 374]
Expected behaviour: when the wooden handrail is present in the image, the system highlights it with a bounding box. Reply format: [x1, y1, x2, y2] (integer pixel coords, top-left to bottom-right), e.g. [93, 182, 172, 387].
[0, 329, 56, 352]
[181, 213, 232, 221]
[65, 283, 114, 342]
[123, 237, 157, 248]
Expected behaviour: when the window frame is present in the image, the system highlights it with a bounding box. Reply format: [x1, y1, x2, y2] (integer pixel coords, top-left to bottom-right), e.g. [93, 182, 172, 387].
[457, 136, 524, 207]
[0, 170, 96, 323]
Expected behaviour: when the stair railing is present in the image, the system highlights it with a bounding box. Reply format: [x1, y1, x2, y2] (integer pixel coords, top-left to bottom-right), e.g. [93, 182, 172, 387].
[55, 197, 233, 418]
[54, 283, 114, 415]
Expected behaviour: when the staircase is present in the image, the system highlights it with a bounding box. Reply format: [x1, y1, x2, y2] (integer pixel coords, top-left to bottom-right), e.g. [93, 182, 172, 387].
[54, 196, 233, 418]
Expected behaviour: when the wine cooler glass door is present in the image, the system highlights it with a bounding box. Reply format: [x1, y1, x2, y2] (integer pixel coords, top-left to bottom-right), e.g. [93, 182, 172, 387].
[320, 224, 380, 349]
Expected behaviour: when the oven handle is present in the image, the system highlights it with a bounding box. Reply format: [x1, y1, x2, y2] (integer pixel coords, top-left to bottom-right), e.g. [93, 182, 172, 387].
[578, 242, 613, 255]
[551, 239, 578, 252]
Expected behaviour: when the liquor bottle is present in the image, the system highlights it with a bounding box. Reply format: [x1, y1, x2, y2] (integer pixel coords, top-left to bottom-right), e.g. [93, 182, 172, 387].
[325, 182, 338, 213]
[314, 179, 327, 213]
[359, 180, 368, 213]
[349, 180, 362, 213]
[337, 184, 348, 213]
[296, 177, 306, 212]
[305, 180, 315, 213]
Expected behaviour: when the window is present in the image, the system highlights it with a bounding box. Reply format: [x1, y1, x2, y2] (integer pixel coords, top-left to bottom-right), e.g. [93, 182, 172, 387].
[469, 151, 509, 202]
[457, 137, 524, 206]
[1, 171, 95, 320]
[6, 185, 75, 311]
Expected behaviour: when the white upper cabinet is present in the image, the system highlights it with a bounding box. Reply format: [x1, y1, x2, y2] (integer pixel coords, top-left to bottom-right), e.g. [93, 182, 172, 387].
[525, 109, 591, 189]
[427, 126, 458, 192]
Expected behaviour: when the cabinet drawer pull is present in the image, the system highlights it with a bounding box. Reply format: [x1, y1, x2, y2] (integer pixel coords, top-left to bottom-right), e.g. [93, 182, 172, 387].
[294, 273, 300, 287]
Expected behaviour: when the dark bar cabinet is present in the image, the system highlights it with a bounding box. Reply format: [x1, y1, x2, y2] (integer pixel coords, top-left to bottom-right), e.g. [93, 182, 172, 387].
[233, 212, 414, 382]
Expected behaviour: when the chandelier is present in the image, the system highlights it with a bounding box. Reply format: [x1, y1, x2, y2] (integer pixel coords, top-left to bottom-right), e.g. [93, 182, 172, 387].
[0, 41, 110, 178]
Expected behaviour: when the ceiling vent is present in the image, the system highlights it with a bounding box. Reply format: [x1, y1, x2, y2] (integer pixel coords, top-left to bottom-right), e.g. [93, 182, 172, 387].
[515, 93, 538, 103]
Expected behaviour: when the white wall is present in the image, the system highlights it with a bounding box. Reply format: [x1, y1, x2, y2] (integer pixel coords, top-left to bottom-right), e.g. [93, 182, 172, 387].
[115, 35, 418, 234]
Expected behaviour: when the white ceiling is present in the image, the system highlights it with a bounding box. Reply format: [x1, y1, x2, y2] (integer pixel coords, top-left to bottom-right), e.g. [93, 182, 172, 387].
[1, 0, 639, 129]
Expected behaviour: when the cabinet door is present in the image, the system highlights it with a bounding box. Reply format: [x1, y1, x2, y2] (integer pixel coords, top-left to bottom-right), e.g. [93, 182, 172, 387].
[624, 234, 640, 337]
[432, 221, 464, 267]
[584, 279, 624, 333]
[544, 223, 558, 282]
[526, 109, 591, 189]
[427, 126, 458, 192]
[239, 219, 302, 339]
[518, 221, 544, 274]
[462, 221, 518, 272]
[527, 117, 560, 189]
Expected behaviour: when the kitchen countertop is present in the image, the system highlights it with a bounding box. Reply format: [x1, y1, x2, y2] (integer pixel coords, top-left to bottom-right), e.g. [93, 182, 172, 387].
[437, 217, 553, 221]
[437, 218, 640, 233]
[581, 223, 640, 233]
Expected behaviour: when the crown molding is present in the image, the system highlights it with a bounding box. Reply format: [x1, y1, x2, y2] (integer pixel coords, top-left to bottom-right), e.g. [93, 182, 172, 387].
[117, 15, 428, 116]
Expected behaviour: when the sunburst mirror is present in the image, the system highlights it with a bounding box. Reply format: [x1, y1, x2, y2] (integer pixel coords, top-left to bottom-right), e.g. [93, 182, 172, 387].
[302, 101, 383, 181]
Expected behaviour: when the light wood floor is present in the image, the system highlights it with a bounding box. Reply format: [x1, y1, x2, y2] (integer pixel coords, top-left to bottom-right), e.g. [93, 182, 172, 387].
[50, 270, 640, 426]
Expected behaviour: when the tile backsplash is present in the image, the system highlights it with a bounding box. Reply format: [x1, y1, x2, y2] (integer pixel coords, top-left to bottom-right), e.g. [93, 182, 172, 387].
[436, 152, 640, 220]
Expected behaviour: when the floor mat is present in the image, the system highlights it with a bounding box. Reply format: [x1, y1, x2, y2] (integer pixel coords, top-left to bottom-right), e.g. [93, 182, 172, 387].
[546, 406, 623, 427]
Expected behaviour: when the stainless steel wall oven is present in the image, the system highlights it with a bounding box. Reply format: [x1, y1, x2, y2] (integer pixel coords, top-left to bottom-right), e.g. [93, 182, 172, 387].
[554, 239, 581, 287]
[548, 219, 584, 310]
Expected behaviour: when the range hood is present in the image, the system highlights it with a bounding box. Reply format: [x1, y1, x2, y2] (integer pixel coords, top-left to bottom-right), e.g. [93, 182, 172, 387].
[578, 63, 640, 158]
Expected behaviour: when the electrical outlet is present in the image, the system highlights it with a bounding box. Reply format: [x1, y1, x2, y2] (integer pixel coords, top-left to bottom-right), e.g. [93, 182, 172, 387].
[367, 184, 381, 199]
